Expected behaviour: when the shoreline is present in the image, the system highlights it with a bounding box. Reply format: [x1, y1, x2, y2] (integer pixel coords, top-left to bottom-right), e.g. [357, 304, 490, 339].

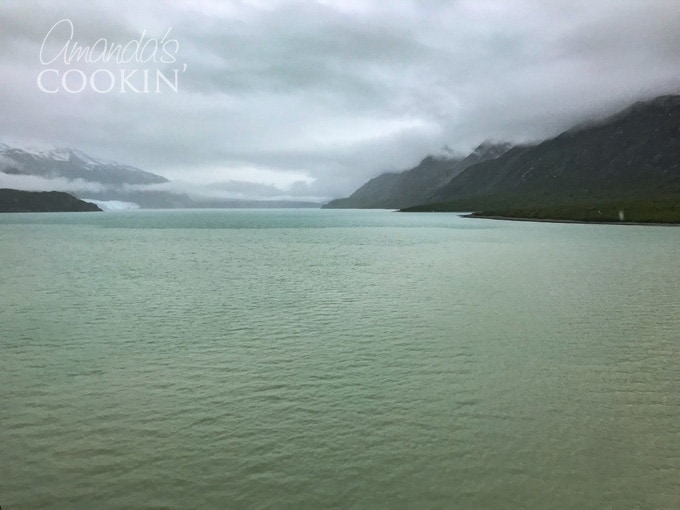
[463, 213, 680, 227]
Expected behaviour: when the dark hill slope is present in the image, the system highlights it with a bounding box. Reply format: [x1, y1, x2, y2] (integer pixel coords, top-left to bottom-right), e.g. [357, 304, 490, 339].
[424, 95, 680, 209]
[0, 189, 101, 212]
[324, 142, 512, 209]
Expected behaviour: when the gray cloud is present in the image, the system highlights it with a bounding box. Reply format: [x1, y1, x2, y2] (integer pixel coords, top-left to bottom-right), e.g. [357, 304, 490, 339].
[1, 0, 679, 199]
[0, 172, 107, 194]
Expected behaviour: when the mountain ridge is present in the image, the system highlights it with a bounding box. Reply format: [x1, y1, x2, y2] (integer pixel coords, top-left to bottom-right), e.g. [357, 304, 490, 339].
[423, 94, 680, 209]
[0, 145, 321, 209]
[0, 145, 168, 186]
[324, 94, 680, 214]
[323, 141, 513, 209]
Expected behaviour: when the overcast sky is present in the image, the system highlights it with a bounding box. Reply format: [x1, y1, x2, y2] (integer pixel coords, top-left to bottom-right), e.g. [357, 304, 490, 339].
[1, 0, 679, 201]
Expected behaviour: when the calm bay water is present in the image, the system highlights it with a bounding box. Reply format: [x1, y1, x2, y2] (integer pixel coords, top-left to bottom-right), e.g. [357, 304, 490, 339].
[1, 209, 678, 509]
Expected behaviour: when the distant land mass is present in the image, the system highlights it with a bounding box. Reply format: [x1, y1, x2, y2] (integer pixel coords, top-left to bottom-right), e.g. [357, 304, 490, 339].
[323, 142, 513, 209]
[0, 145, 320, 209]
[325, 95, 680, 223]
[0, 145, 168, 186]
[0, 189, 101, 212]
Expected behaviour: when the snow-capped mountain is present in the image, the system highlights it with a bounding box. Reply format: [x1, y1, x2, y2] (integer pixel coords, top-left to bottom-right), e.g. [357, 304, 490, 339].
[0, 144, 168, 186]
[0, 142, 321, 209]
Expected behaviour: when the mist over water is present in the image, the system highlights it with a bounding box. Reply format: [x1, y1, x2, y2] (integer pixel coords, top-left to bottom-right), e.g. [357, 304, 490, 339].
[1, 209, 679, 509]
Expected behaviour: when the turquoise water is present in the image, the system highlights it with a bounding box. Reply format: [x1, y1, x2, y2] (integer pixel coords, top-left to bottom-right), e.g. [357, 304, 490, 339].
[1, 209, 679, 509]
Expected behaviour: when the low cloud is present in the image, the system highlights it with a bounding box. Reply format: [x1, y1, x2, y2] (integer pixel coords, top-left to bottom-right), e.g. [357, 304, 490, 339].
[1, 171, 327, 203]
[124, 179, 328, 203]
[0, 172, 107, 194]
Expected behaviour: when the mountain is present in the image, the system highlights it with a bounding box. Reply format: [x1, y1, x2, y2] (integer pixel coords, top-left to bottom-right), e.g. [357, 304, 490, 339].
[0, 145, 168, 186]
[323, 156, 462, 209]
[323, 141, 512, 209]
[0, 189, 101, 212]
[0, 144, 321, 209]
[325, 94, 680, 216]
[410, 95, 680, 211]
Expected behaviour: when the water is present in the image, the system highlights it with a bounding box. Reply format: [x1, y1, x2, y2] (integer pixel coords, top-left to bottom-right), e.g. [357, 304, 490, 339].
[1, 209, 678, 509]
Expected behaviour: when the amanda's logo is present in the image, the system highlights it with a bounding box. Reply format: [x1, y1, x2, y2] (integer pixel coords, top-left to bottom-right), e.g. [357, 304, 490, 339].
[37, 18, 187, 94]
